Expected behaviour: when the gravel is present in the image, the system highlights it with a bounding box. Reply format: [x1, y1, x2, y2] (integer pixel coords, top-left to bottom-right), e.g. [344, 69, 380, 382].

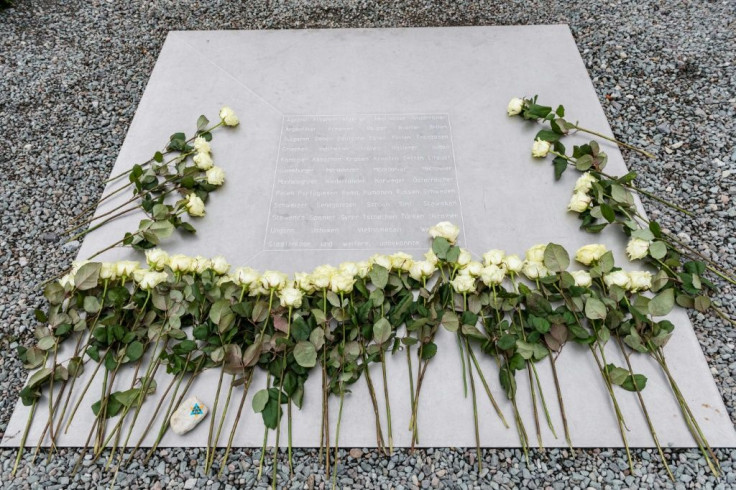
[1, 0, 734, 488]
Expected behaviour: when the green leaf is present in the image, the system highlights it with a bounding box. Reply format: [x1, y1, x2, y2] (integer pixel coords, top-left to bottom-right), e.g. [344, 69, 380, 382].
[373, 318, 392, 345]
[432, 237, 451, 260]
[648, 288, 674, 317]
[83, 296, 101, 314]
[440, 310, 459, 333]
[648, 241, 667, 260]
[153, 151, 164, 163]
[553, 157, 567, 180]
[543, 243, 569, 272]
[126, 341, 144, 362]
[293, 341, 317, 368]
[584, 297, 607, 321]
[420, 342, 437, 360]
[621, 374, 647, 392]
[497, 334, 516, 350]
[197, 115, 210, 131]
[74, 262, 101, 291]
[694, 295, 711, 313]
[252, 389, 269, 413]
[37, 336, 56, 351]
[369, 265, 389, 289]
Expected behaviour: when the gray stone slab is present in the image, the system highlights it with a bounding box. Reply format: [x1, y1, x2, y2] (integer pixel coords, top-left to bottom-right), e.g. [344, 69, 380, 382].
[3, 26, 735, 449]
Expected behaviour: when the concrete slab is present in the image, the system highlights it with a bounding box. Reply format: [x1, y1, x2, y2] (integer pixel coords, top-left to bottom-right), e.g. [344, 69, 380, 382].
[4, 26, 735, 448]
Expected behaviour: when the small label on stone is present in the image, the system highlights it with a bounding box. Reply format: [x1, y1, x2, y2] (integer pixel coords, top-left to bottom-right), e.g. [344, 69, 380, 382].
[170, 396, 209, 435]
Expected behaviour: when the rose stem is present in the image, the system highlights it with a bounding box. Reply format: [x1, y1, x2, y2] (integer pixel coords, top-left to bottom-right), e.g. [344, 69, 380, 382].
[331, 390, 345, 490]
[615, 338, 673, 480]
[31, 342, 59, 462]
[463, 335, 482, 471]
[466, 345, 508, 428]
[64, 347, 109, 433]
[406, 339, 416, 431]
[361, 348, 385, 453]
[530, 361, 557, 438]
[409, 359, 429, 450]
[273, 307, 292, 489]
[379, 348, 394, 454]
[208, 374, 234, 473]
[257, 373, 270, 480]
[218, 369, 253, 478]
[548, 354, 574, 453]
[12, 396, 40, 476]
[206, 367, 226, 471]
[570, 124, 655, 159]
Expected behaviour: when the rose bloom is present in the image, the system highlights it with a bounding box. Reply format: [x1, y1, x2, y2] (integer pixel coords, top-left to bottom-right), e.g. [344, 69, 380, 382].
[137, 270, 168, 290]
[507, 97, 524, 116]
[99, 262, 117, 280]
[424, 249, 439, 265]
[59, 273, 75, 289]
[71, 260, 90, 275]
[185, 193, 206, 217]
[370, 254, 393, 270]
[310, 271, 332, 290]
[482, 249, 505, 266]
[604, 270, 631, 289]
[428, 221, 460, 244]
[567, 192, 592, 213]
[390, 252, 414, 272]
[450, 274, 476, 294]
[456, 248, 472, 267]
[146, 249, 169, 270]
[192, 256, 212, 274]
[294, 272, 314, 293]
[193, 152, 214, 170]
[211, 256, 230, 275]
[628, 271, 652, 292]
[574, 172, 598, 194]
[233, 266, 259, 287]
[575, 244, 607, 266]
[525, 244, 547, 263]
[409, 260, 436, 281]
[570, 270, 592, 287]
[531, 138, 551, 158]
[503, 254, 523, 273]
[115, 260, 140, 277]
[260, 270, 288, 290]
[219, 106, 240, 127]
[206, 166, 226, 186]
[330, 272, 356, 294]
[193, 136, 211, 154]
[462, 260, 483, 277]
[169, 254, 194, 273]
[355, 261, 371, 278]
[480, 264, 505, 286]
[626, 237, 650, 261]
[522, 260, 550, 280]
[339, 262, 359, 277]
[279, 287, 304, 308]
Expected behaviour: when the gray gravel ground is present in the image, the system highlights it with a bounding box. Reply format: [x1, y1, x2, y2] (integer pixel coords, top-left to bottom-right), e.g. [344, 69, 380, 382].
[1, 0, 735, 488]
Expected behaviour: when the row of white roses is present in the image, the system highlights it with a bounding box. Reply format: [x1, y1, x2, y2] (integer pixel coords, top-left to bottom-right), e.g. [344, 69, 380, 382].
[180, 107, 240, 218]
[59, 222, 653, 315]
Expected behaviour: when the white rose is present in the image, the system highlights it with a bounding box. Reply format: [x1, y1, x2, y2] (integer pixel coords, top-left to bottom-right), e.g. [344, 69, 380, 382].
[525, 244, 547, 263]
[450, 274, 476, 294]
[570, 270, 592, 288]
[428, 221, 460, 244]
[390, 252, 414, 272]
[145, 249, 169, 270]
[169, 254, 194, 273]
[248, 283, 269, 297]
[503, 254, 523, 273]
[137, 270, 168, 290]
[310, 271, 332, 290]
[626, 238, 650, 261]
[575, 244, 608, 266]
[279, 287, 304, 308]
[457, 248, 472, 266]
[206, 166, 225, 186]
[532, 138, 551, 158]
[424, 250, 439, 265]
[219, 106, 240, 127]
[338, 262, 359, 277]
[59, 273, 75, 289]
[233, 267, 259, 287]
[355, 261, 371, 278]
[99, 262, 117, 280]
[192, 256, 211, 274]
[193, 152, 214, 170]
[480, 264, 506, 286]
[482, 249, 505, 266]
[574, 172, 597, 194]
[260, 270, 288, 291]
[294, 272, 314, 293]
[507, 97, 524, 116]
[193, 136, 211, 154]
[409, 260, 437, 281]
[115, 260, 140, 278]
[462, 260, 483, 277]
[522, 260, 550, 280]
[628, 271, 652, 292]
[604, 270, 631, 289]
[370, 254, 393, 270]
[330, 272, 356, 294]
[71, 260, 90, 275]
[567, 192, 592, 213]
[185, 193, 206, 217]
[211, 256, 230, 275]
